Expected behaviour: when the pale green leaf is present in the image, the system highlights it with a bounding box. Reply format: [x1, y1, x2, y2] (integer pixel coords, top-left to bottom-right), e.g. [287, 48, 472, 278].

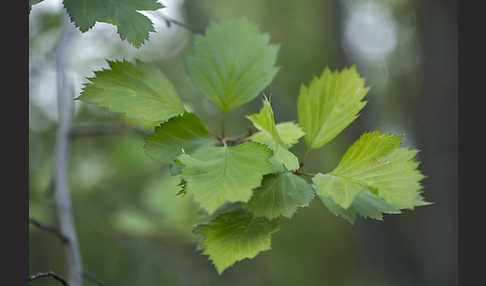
[194, 204, 279, 274]
[185, 18, 279, 112]
[78, 60, 186, 126]
[320, 189, 401, 224]
[245, 172, 315, 219]
[144, 112, 217, 164]
[313, 173, 363, 209]
[178, 142, 273, 213]
[63, 0, 163, 47]
[314, 131, 426, 209]
[113, 174, 201, 240]
[250, 122, 305, 148]
[297, 66, 369, 149]
[247, 98, 299, 171]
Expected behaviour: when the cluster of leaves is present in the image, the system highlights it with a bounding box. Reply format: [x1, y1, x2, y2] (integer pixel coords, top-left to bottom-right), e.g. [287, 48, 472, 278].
[77, 18, 431, 274]
[30, 0, 165, 47]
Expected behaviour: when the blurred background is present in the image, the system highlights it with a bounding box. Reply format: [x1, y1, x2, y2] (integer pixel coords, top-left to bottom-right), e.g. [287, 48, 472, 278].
[29, 0, 457, 285]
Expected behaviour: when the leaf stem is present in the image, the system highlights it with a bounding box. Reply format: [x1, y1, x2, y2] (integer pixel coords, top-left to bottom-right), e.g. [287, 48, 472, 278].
[299, 147, 311, 169]
[221, 111, 227, 138]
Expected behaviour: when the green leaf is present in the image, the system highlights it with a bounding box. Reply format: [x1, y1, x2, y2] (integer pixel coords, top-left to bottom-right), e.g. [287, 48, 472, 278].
[245, 172, 315, 219]
[297, 66, 369, 149]
[313, 173, 363, 209]
[185, 18, 279, 112]
[194, 204, 279, 274]
[320, 189, 401, 224]
[78, 60, 186, 126]
[250, 122, 305, 148]
[144, 113, 217, 164]
[314, 131, 426, 209]
[247, 98, 299, 171]
[63, 0, 163, 47]
[178, 142, 273, 213]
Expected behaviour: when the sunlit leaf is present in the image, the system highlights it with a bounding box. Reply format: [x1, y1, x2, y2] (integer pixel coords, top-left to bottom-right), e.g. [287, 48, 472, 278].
[247, 98, 299, 170]
[314, 131, 426, 210]
[298, 66, 369, 149]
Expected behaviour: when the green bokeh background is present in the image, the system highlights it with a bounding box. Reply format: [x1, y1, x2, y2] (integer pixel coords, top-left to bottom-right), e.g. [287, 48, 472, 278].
[29, 0, 457, 285]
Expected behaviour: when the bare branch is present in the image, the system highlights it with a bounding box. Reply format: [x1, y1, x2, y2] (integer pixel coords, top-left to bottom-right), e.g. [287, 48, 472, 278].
[158, 13, 204, 34]
[29, 218, 69, 244]
[54, 13, 83, 286]
[29, 271, 68, 286]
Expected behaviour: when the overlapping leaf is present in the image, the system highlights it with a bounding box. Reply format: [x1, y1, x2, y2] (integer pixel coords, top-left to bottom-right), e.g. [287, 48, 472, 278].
[63, 0, 163, 47]
[144, 112, 217, 164]
[194, 204, 279, 274]
[250, 122, 305, 149]
[78, 60, 186, 125]
[247, 98, 300, 171]
[319, 189, 401, 224]
[314, 131, 426, 211]
[185, 18, 279, 112]
[177, 142, 273, 213]
[245, 172, 315, 219]
[298, 66, 369, 149]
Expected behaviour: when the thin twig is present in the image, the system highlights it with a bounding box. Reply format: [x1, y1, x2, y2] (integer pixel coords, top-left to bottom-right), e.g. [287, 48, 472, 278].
[29, 218, 69, 244]
[70, 123, 149, 138]
[54, 13, 83, 286]
[29, 271, 68, 285]
[83, 271, 105, 286]
[158, 13, 204, 34]
[293, 170, 315, 177]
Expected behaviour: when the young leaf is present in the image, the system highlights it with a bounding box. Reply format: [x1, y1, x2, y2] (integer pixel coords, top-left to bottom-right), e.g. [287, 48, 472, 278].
[319, 189, 401, 224]
[144, 112, 217, 164]
[297, 66, 369, 149]
[250, 122, 305, 149]
[247, 98, 300, 171]
[185, 18, 279, 112]
[78, 60, 186, 126]
[178, 142, 273, 213]
[314, 131, 426, 210]
[63, 0, 163, 47]
[245, 172, 315, 219]
[194, 204, 279, 274]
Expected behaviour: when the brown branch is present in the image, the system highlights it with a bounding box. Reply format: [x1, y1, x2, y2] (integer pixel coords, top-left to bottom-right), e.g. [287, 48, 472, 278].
[29, 271, 68, 285]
